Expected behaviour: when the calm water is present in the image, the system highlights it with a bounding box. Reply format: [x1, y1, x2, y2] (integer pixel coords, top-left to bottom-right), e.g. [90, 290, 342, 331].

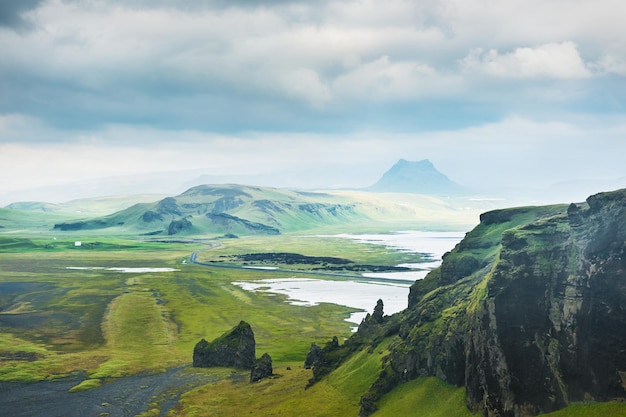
[333, 230, 465, 281]
[234, 231, 465, 328]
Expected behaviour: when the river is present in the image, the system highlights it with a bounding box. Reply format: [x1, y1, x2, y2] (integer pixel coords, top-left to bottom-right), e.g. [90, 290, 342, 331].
[233, 231, 465, 328]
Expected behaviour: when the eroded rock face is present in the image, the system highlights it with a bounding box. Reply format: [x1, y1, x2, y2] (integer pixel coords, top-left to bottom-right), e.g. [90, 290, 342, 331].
[465, 191, 626, 416]
[359, 189, 626, 417]
[193, 321, 256, 369]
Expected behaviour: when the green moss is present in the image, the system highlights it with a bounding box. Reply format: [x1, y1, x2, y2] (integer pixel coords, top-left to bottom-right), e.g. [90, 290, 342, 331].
[198, 320, 252, 353]
[326, 338, 394, 401]
[68, 378, 103, 392]
[373, 377, 477, 417]
[539, 402, 626, 416]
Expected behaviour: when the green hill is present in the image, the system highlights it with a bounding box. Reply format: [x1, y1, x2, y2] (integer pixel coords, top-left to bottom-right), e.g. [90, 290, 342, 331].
[0, 207, 77, 232]
[49, 184, 483, 236]
[4, 194, 168, 216]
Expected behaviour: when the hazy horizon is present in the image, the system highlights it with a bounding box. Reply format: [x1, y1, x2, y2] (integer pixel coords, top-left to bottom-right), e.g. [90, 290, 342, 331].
[1, 1, 625, 206]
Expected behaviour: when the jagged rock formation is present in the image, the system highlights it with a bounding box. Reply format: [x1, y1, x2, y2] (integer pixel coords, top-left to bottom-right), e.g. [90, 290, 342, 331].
[193, 321, 256, 369]
[304, 336, 347, 387]
[250, 353, 273, 382]
[366, 159, 465, 195]
[304, 343, 323, 370]
[322, 189, 626, 417]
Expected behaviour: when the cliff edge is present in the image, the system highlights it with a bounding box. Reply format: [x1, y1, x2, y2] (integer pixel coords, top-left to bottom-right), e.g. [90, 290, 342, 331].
[354, 188, 626, 416]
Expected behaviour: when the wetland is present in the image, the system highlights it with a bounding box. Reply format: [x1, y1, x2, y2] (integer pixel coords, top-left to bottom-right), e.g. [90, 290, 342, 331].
[0, 230, 464, 416]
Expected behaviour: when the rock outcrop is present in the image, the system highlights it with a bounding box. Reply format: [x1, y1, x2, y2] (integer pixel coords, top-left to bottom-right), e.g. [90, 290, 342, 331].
[193, 321, 256, 369]
[250, 353, 273, 382]
[304, 343, 323, 370]
[168, 217, 192, 235]
[352, 189, 626, 417]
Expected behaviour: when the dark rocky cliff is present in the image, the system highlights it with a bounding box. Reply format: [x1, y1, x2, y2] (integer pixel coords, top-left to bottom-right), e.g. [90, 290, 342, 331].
[355, 189, 626, 416]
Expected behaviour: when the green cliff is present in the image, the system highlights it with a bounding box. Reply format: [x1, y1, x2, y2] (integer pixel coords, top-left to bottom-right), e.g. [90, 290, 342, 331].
[325, 189, 626, 416]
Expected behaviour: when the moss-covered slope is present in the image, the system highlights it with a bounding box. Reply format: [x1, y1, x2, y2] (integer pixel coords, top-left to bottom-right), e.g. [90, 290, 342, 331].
[344, 189, 626, 417]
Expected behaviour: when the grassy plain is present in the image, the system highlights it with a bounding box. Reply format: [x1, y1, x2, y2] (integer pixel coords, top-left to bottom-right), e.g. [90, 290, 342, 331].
[2, 229, 625, 417]
[0, 234, 367, 385]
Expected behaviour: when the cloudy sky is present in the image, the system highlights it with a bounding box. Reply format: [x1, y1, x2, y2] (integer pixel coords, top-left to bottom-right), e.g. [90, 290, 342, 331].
[1, 0, 625, 203]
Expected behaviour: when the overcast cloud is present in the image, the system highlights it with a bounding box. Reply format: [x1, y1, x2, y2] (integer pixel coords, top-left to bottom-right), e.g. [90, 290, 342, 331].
[1, 0, 625, 204]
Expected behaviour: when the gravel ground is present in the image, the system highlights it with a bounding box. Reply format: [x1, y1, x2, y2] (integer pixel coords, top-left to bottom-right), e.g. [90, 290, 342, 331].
[0, 366, 226, 417]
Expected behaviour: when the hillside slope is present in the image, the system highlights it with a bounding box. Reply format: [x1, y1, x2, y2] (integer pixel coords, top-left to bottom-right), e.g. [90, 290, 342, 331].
[318, 188, 626, 416]
[49, 184, 483, 236]
[52, 184, 359, 235]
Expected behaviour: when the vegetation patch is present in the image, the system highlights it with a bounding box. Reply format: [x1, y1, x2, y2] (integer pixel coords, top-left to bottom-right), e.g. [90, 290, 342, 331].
[68, 378, 103, 392]
[539, 402, 626, 416]
[97, 291, 177, 376]
[235, 252, 352, 265]
[373, 377, 476, 417]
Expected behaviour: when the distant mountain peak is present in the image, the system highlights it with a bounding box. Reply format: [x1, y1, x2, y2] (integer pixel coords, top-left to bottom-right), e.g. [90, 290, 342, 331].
[367, 159, 465, 195]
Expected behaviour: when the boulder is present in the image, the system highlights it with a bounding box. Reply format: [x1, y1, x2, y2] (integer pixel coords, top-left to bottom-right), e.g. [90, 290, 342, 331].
[250, 353, 273, 382]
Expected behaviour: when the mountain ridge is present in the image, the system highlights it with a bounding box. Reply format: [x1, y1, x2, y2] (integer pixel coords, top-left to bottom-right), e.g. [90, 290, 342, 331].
[44, 183, 485, 236]
[51, 184, 361, 236]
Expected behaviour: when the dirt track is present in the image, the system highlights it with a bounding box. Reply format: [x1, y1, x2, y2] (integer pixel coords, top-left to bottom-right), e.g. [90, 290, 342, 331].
[0, 366, 226, 417]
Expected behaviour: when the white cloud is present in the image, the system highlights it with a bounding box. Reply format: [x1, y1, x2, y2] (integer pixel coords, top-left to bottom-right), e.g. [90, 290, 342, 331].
[332, 56, 452, 101]
[593, 52, 626, 76]
[6, 1, 613, 97]
[2, 115, 626, 200]
[461, 42, 592, 79]
[0, 0, 624, 138]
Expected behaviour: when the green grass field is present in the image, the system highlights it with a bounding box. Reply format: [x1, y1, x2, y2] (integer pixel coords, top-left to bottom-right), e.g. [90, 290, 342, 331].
[0, 234, 363, 383]
[2, 230, 626, 417]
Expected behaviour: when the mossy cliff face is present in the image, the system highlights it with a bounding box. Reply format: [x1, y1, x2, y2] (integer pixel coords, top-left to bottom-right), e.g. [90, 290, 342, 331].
[360, 189, 626, 417]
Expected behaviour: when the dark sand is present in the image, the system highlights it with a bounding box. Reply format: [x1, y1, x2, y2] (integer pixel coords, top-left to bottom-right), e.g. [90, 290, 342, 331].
[0, 366, 228, 417]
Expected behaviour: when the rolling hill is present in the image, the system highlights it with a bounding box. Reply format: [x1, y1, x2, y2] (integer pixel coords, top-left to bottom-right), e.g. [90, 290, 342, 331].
[49, 185, 367, 236]
[46, 184, 485, 236]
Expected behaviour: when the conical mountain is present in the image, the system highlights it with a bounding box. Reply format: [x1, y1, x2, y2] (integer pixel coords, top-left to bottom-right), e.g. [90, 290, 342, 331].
[367, 159, 465, 195]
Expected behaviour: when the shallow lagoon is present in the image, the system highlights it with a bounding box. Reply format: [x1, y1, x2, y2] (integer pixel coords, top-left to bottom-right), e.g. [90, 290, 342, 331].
[234, 277, 411, 328]
[336, 231, 465, 281]
[234, 231, 465, 328]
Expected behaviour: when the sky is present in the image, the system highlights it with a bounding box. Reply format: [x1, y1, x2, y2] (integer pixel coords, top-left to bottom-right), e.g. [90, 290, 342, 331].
[1, 0, 625, 204]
